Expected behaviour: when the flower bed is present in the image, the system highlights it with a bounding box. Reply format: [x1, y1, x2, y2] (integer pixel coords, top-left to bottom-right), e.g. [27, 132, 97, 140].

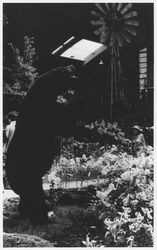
[47, 142, 153, 247]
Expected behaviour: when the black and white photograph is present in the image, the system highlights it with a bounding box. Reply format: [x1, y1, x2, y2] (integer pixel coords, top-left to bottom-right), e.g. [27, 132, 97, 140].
[2, 1, 155, 247]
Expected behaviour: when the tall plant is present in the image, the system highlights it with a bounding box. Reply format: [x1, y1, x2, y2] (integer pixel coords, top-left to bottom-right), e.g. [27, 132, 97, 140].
[4, 36, 38, 95]
[3, 35, 38, 117]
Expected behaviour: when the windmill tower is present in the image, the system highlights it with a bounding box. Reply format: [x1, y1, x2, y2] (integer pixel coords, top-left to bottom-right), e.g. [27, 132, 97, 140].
[91, 3, 139, 120]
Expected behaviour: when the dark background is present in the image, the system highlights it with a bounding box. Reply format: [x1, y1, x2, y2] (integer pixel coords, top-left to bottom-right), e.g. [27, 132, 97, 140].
[3, 3, 153, 74]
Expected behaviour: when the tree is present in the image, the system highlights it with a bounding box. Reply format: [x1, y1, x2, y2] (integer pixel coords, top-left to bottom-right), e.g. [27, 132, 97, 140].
[4, 36, 38, 94]
[3, 36, 38, 119]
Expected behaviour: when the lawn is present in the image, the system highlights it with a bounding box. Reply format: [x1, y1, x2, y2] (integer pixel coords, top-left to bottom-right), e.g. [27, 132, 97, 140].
[3, 195, 101, 247]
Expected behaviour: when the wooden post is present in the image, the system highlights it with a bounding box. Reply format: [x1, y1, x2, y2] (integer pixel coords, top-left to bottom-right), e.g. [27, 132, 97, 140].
[110, 55, 114, 121]
[101, 91, 104, 117]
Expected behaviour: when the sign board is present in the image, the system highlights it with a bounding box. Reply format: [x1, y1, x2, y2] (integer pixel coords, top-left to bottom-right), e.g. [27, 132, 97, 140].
[52, 38, 107, 65]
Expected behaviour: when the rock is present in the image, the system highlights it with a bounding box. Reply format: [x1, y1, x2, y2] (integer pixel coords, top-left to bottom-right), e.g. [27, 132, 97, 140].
[3, 232, 55, 247]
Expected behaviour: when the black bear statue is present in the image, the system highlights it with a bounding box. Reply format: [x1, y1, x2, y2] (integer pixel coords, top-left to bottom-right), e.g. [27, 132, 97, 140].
[5, 65, 95, 224]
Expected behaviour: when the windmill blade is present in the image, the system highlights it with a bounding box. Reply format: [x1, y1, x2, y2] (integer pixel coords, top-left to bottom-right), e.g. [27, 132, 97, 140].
[91, 20, 104, 25]
[121, 30, 132, 43]
[97, 24, 108, 33]
[124, 19, 139, 26]
[97, 16, 104, 21]
[124, 26, 137, 36]
[103, 30, 110, 41]
[91, 10, 102, 17]
[91, 11, 104, 22]
[116, 32, 125, 47]
[104, 3, 110, 12]
[100, 33, 106, 43]
[117, 3, 123, 12]
[112, 3, 115, 9]
[100, 30, 110, 43]
[121, 3, 133, 15]
[122, 11, 138, 19]
[91, 2, 138, 47]
[100, 34, 106, 43]
[94, 25, 108, 35]
[95, 3, 107, 15]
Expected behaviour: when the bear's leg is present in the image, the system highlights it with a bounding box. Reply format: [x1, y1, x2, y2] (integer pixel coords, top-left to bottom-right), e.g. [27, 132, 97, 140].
[18, 194, 29, 217]
[19, 177, 49, 224]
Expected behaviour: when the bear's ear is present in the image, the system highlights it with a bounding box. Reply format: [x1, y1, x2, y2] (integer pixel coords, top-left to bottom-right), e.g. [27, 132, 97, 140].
[63, 65, 79, 79]
[64, 65, 75, 73]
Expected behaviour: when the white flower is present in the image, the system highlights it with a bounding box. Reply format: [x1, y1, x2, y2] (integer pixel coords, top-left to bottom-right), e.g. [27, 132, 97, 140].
[93, 157, 103, 168]
[129, 224, 138, 232]
[96, 190, 108, 200]
[142, 207, 153, 219]
[122, 207, 131, 214]
[82, 154, 88, 161]
[101, 167, 109, 175]
[68, 158, 75, 167]
[111, 145, 117, 151]
[149, 200, 154, 207]
[60, 157, 68, 165]
[108, 183, 115, 191]
[104, 218, 112, 226]
[55, 177, 61, 185]
[123, 197, 129, 206]
[75, 157, 81, 164]
[131, 199, 138, 206]
[135, 212, 144, 221]
[121, 171, 133, 181]
[47, 171, 56, 182]
[145, 169, 150, 175]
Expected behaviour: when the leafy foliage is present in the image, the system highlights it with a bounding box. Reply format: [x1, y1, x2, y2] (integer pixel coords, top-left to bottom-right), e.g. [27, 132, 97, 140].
[86, 119, 132, 150]
[85, 146, 154, 247]
[3, 36, 38, 116]
[47, 131, 153, 247]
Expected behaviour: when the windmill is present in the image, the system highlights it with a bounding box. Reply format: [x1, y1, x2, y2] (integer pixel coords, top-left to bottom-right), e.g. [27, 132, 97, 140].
[91, 3, 139, 120]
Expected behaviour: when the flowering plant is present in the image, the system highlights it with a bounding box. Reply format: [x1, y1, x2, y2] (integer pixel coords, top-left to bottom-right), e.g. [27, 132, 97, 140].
[86, 146, 154, 247]
[46, 121, 154, 247]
